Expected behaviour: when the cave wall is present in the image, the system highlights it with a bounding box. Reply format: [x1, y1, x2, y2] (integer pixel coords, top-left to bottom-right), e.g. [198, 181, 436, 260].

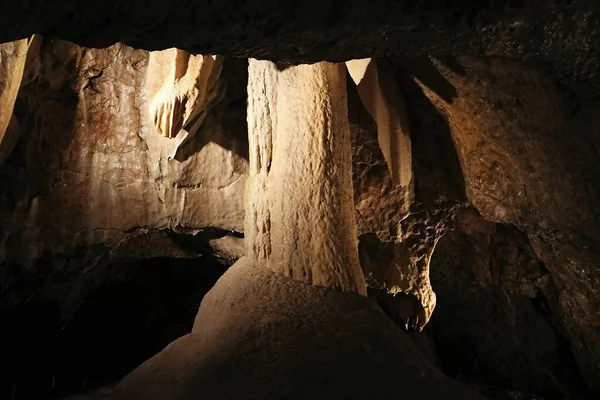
[414, 55, 600, 392]
[0, 39, 247, 311]
[1, 38, 600, 399]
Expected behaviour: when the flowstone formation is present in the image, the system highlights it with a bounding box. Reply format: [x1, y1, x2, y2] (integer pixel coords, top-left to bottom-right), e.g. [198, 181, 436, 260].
[2, 14, 600, 396]
[144, 49, 436, 326]
[146, 49, 223, 139]
[346, 58, 413, 193]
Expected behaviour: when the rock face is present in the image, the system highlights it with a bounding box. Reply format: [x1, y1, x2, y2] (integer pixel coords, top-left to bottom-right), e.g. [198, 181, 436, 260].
[347, 58, 413, 193]
[0, 39, 246, 261]
[428, 208, 593, 399]
[110, 258, 486, 400]
[245, 60, 366, 295]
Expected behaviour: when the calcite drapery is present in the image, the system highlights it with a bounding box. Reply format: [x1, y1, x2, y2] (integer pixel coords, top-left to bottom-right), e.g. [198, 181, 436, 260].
[346, 58, 413, 197]
[145, 49, 223, 139]
[246, 59, 367, 296]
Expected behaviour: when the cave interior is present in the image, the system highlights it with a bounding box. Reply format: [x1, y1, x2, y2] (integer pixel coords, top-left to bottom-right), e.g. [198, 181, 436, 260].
[1, 1, 600, 399]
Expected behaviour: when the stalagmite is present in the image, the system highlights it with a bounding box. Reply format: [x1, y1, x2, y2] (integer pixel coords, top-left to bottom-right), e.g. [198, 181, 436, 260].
[346, 58, 413, 198]
[246, 60, 367, 296]
[145, 49, 223, 139]
[0, 38, 30, 166]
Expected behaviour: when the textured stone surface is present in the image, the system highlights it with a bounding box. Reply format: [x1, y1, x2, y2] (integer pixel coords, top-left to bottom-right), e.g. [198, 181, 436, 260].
[1, 30, 600, 400]
[428, 208, 593, 399]
[0, 38, 247, 320]
[146, 49, 224, 139]
[0, 39, 246, 266]
[347, 58, 413, 192]
[110, 258, 486, 400]
[0, 38, 30, 165]
[415, 55, 600, 392]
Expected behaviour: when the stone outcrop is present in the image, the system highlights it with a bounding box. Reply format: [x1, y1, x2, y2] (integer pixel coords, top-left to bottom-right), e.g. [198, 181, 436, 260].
[345, 57, 435, 329]
[0, 38, 246, 316]
[107, 59, 486, 399]
[426, 208, 593, 399]
[414, 55, 600, 391]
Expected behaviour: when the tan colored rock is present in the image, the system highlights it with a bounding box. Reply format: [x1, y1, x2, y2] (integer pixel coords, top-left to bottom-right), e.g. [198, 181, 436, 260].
[347, 58, 433, 328]
[146, 49, 223, 138]
[0, 40, 246, 267]
[356, 204, 449, 331]
[110, 257, 487, 400]
[416, 55, 600, 392]
[0, 37, 31, 165]
[346, 58, 413, 197]
[109, 58, 485, 400]
[246, 59, 366, 296]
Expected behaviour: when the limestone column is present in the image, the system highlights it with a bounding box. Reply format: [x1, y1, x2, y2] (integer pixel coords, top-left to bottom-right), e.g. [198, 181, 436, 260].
[246, 60, 367, 296]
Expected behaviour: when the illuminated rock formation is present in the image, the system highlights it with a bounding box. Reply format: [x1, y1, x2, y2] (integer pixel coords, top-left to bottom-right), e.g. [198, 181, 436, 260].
[346, 58, 413, 195]
[108, 60, 485, 400]
[246, 60, 366, 295]
[0, 37, 32, 166]
[146, 49, 223, 139]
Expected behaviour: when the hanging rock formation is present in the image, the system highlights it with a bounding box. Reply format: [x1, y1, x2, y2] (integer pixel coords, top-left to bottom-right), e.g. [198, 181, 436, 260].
[346, 57, 436, 330]
[2, 18, 600, 396]
[0, 39, 245, 271]
[146, 49, 224, 139]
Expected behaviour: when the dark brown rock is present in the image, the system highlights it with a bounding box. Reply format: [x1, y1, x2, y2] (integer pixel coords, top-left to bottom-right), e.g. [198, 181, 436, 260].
[417, 55, 600, 393]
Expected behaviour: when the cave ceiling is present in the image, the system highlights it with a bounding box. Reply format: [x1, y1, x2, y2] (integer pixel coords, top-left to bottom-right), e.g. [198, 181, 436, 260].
[1, 0, 599, 98]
